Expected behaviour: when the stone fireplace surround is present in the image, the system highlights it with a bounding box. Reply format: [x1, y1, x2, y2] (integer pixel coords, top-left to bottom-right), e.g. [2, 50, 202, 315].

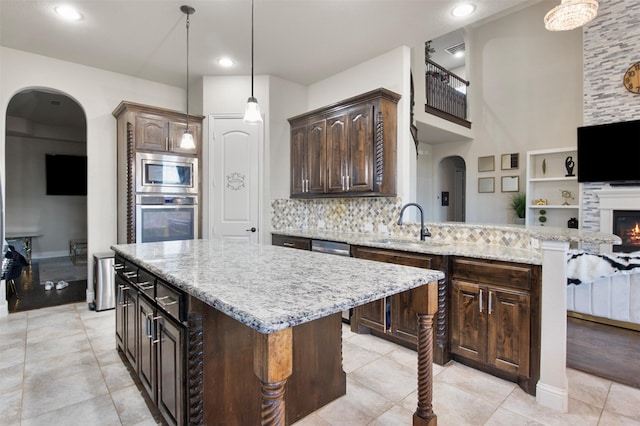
[594, 185, 640, 253]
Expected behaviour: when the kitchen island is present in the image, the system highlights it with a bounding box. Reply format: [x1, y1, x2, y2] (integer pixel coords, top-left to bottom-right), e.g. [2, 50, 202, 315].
[112, 238, 444, 425]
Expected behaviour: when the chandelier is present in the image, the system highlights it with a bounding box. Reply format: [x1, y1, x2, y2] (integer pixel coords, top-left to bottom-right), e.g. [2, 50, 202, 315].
[544, 0, 599, 31]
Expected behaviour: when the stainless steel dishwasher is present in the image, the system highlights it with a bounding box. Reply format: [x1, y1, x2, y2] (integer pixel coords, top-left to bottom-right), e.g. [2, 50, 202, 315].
[311, 240, 352, 323]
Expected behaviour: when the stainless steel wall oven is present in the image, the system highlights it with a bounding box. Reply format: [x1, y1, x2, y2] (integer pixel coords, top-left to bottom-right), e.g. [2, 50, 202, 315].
[136, 195, 198, 243]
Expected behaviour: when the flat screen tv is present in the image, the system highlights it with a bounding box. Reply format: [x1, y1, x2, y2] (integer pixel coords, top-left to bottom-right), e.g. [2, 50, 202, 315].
[577, 119, 640, 183]
[45, 154, 87, 196]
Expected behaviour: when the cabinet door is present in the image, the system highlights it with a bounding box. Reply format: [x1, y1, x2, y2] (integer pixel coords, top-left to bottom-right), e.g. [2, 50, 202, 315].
[290, 124, 307, 195]
[450, 280, 487, 364]
[356, 298, 387, 333]
[124, 288, 139, 368]
[345, 103, 374, 192]
[271, 234, 311, 250]
[168, 120, 201, 155]
[487, 287, 530, 376]
[135, 113, 168, 151]
[157, 314, 185, 426]
[115, 276, 127, 351]
[391, 289, 419, 344]
[326, 114, 348, 193]
[306, 120, 326, 194]
[138, 295, 157, 400]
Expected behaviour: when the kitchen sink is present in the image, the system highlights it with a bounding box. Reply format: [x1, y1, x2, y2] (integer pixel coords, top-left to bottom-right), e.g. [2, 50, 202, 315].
[371, 238, 447, 247]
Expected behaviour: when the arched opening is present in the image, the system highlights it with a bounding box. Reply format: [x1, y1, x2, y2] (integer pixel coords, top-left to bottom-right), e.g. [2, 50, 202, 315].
[438, 156, 466, 222]
[4, 88, 87, 313]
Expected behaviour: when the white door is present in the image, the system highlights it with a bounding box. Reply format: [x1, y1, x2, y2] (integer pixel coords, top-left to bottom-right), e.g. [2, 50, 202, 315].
[209, 116, 262, 242]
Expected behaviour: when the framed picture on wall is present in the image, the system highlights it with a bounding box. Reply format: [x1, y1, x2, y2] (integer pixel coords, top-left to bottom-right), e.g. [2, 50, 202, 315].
[501, 153, 519, 170]
[501, 175, 519, 192]
[478, 177, 495, 193]
[478, 156, 495, 172]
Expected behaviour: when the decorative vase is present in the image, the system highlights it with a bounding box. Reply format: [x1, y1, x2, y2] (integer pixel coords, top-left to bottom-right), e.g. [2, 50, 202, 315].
[565, 156, 575, 177]
[568, 217, 578, 229]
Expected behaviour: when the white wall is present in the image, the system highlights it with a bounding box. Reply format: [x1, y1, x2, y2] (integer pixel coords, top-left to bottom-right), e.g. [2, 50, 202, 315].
[429, 0, 583, 224]
[1, 47, 185, 313]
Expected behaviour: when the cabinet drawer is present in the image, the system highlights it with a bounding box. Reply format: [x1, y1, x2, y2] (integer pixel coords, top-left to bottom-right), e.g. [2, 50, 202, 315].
[451, 257, 532, 290]
[156, 279, 185, 322]
[351, 246, 437, 269]
[136, 269, 156, 298]
[272, 234, 311, 250]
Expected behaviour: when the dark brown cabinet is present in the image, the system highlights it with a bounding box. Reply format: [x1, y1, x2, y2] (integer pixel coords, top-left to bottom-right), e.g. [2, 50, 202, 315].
[129, 109, 202, 156]
[156, 310, 186, 426]
[272, 234, 312, 250]
[288, 88, 400, 198]
[350, 246, 445, 352]
[450, 257, 540, 394]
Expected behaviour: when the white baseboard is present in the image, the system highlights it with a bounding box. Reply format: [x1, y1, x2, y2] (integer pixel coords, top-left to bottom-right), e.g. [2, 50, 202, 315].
[536, 381, 569, 412]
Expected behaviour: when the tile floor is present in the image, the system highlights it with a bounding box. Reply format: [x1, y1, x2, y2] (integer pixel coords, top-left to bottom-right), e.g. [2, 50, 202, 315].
[1, 303, 639, 425]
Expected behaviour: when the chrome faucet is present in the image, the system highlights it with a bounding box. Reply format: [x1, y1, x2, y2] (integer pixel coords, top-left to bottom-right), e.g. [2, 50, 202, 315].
[397, 203, 431, 241]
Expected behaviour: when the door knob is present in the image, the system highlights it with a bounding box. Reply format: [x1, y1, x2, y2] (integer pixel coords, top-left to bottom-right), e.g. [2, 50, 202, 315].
[246, 227, 257, 232]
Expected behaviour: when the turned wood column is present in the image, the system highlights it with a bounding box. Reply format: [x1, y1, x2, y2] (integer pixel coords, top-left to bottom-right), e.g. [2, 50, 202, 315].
[412, 281, 438, 426]
[253, 328, 293, 426]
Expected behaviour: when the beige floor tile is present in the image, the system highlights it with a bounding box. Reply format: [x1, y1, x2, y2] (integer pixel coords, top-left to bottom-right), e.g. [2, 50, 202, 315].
[82, 313, 116, 333]
[0, 316, 28, 336]
[435, 361, 516, 407]
[384, 346, 418, 370]
[0, 329, 26, 349]
[349, 356, 417, 402]
[484, 407, 543, 425]
[598, 409, 640, 425]
[111, 385, 155, 426]
[347, 332, 401, 355]
[101, 361, 137, 393]
[0, 363, 25, 394]
[27, 304, 76, 319]
[23, 349, 100, 385]
[0, 386, 23, 425]
[292, 412, 331, 425]
[342, 339, 382, 373]
[0, 344, 26, 370]
[25, 331, 92, 363]
[567, 368, 612, 409]
[26, 318, 86, 344]
[603, 382, 640, 420]
[314, 377, 394, 425]
[21, 368, 110, 420]
[368, 404, 414, 426]
[130, 418, 164, 426]
[21, 394, 121, 426]
[501, 387, 602, 425]
[95, 348, 123, 367]
[423, 381, 499, 425]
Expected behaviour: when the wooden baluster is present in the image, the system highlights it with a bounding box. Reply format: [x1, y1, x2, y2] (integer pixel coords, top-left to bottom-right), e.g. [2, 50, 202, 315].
[253, 328, 293, 426]
[412, 281, 438, 426]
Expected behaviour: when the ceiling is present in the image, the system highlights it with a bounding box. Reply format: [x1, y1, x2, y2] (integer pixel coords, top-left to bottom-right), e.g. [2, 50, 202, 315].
[2, 0, 534, 132]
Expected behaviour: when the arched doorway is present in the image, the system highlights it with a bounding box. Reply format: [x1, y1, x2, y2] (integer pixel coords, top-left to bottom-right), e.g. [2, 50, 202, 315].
[438, 156, 466, 222]
[4, 88, 87, 313]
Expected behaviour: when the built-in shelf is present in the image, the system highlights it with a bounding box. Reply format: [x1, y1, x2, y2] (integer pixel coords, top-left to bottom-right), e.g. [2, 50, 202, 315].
[526, 147, 581, 228]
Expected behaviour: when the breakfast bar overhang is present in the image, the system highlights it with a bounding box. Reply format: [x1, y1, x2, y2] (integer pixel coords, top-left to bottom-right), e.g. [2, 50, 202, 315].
[112, 238, 445, 425]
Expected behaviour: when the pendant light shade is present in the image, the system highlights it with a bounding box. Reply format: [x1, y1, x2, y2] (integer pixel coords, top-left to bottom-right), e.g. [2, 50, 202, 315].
[180, 5, 196, 149]
[544, 0, 598, 31]
[243, 0, 263, 125]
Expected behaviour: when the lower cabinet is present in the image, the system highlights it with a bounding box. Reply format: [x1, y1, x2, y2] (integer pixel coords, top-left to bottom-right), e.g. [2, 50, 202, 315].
[114, 255, 189, 426]
[350, 246, 447, 362]
[450, 257, 540, 395]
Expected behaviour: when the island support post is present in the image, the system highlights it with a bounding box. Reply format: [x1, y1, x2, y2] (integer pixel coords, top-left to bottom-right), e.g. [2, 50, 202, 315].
[412, 280, 438, 426]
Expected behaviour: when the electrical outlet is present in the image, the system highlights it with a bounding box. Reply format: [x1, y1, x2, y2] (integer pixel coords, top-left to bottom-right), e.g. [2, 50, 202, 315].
[531, 238, 539, 249]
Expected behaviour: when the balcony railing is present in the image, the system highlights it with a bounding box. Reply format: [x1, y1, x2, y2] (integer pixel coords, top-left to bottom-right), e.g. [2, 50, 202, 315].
[425, 60, 471, 128]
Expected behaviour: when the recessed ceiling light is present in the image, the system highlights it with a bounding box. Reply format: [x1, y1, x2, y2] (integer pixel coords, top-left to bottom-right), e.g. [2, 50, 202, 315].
[451, 3, 476, 17]
[54, 5, 83, 21]
[217, 57, 235, 67]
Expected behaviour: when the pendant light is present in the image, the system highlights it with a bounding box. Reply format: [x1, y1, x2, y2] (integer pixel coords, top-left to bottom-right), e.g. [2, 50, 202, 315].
[243, 0, 263, 125]
[180, 5, 196, 149]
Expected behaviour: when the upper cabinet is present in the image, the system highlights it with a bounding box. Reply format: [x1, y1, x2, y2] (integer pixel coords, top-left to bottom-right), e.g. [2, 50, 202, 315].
[114, 101, 204, 156]
[288, 88, 400, 198]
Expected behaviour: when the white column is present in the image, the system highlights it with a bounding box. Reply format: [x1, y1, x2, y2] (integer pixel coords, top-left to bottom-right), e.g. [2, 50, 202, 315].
[536, 239, 569, 412]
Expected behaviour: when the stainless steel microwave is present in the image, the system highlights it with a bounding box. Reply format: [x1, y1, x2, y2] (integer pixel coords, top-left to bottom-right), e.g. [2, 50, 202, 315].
[136, 152, 198, 194]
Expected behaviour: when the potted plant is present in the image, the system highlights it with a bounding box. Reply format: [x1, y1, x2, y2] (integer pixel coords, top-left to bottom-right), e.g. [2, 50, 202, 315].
[511, 192, 526, 224]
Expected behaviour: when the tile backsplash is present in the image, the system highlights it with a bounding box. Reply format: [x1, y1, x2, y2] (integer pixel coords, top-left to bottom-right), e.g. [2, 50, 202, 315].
[271, 197, 532, 250]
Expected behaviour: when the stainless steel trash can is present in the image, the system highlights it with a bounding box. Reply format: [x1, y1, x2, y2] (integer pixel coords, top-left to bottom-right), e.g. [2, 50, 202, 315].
[93, 251, 115, 311]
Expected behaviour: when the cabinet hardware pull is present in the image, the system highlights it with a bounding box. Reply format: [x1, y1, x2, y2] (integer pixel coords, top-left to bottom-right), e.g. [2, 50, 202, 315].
[156, 295, 179, 307]
[479, 289, 483, 313]
[114, 264, 124, 270]
[138, 282, 154, 290]
[488, 290, 493, 315]
[118, 285, 130, 305]
[145, 313, 153, 339]
[306, 179, 309, 192]
[123, 271, 137, 279]
[342, 175, 345, 190]
[346, 175, 350, 191]
[151, 316, 162, 344]
[283, 242, 295, 247]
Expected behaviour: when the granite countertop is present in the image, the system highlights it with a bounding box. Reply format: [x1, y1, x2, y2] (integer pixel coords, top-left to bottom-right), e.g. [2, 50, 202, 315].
[111, 238, 444, 334]
[272, 229, 544, 265]
[272, 225, 622, 266]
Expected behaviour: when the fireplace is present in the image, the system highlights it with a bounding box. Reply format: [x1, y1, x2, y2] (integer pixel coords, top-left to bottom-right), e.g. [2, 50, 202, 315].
[613, 210, 640, 252]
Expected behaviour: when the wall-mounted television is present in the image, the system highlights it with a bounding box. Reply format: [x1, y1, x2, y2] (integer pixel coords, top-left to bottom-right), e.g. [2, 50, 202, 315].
[45, 154, 87, 196]
[577, 119, 640, 184]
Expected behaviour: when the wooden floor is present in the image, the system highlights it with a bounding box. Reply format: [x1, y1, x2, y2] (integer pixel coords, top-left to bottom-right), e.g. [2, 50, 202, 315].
[567, 316, 640, 389]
